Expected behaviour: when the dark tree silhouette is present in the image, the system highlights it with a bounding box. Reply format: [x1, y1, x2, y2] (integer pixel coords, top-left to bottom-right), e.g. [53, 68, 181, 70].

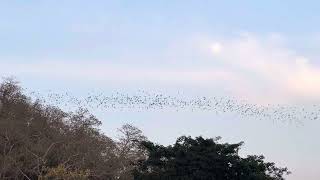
[134, 136, 290, 180]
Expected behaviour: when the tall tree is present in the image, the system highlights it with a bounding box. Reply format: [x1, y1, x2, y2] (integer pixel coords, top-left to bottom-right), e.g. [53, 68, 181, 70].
[115, 124, 148, 179]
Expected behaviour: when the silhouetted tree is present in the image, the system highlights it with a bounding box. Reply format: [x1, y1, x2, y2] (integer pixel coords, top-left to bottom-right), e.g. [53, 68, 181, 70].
[134, 136, 290, 180]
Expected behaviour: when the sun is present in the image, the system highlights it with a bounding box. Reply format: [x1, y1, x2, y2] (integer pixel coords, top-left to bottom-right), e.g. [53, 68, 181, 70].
[210, 42, 222, 54]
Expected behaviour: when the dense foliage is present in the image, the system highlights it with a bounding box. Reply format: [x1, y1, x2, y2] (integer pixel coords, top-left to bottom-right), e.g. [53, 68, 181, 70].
[134, 136, 290, 180]
[0, 79, 290, 180]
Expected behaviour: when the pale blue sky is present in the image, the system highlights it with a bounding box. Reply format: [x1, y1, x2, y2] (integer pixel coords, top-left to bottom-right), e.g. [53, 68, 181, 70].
[1, 1, 320, 179]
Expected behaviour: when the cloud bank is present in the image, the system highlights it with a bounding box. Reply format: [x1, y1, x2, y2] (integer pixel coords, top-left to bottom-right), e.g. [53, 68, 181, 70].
[205, 33, 320, 104]
[1, 33, 320, 104]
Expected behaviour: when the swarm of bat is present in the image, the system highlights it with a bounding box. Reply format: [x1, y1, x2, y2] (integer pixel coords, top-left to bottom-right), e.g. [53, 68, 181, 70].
[27, 89, 319, 123]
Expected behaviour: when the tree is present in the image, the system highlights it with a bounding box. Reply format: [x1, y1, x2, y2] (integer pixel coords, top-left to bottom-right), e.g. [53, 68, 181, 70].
[134, 136, 290, 180]
[115, 124, 148, 179]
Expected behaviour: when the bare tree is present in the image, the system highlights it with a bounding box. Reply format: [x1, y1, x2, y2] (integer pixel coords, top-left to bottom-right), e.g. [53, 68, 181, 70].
[115, 124, 148, 180]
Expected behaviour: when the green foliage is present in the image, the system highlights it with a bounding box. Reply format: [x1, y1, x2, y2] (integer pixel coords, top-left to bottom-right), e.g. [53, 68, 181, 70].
[134, 136, 290, 180]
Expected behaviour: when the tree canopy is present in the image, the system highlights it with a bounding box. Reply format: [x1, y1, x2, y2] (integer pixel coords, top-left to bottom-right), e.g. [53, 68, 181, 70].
[134, 136, 290, 180]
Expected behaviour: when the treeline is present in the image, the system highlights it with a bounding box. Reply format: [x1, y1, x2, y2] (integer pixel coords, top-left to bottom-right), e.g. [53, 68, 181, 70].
[0, 79, 290, 180]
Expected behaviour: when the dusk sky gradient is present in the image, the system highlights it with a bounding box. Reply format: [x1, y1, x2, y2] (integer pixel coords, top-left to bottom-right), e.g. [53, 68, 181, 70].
[1, 1, 320, 179]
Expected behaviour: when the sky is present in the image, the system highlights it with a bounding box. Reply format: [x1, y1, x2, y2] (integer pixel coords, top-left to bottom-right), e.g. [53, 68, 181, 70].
[1, 1, 320, 179]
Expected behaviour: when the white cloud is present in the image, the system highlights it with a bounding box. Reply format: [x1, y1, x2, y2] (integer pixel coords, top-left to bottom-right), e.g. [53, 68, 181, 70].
[205, 33, 320, 103]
